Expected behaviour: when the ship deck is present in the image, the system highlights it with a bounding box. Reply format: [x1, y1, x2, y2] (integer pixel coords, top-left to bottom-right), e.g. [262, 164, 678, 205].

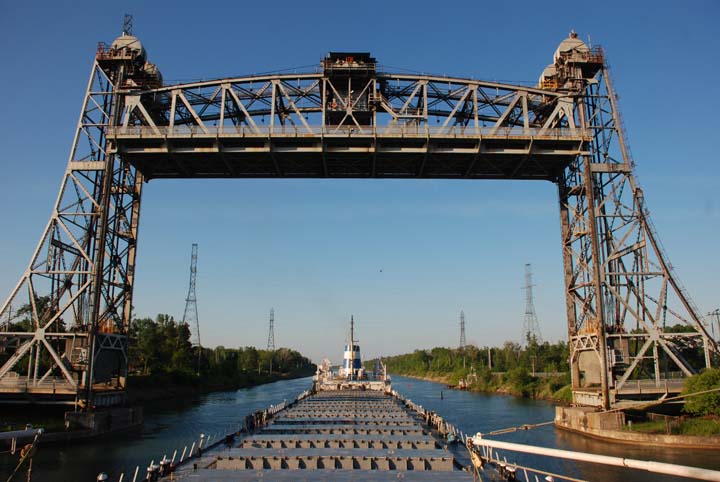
[168, 389, 475, 481]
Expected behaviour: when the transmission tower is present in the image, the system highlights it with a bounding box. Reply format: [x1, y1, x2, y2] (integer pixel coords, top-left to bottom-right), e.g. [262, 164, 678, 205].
[522, 264, 542, 346]
[459, 310, 467, 349]
[182, 243, 201, 373]
[267, 308, 275, 351]
[267, 308, 275, 373]
[708, 309, 720, 340]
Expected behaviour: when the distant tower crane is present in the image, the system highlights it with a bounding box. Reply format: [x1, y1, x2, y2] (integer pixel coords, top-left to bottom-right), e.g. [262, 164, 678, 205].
[459, 310, 467, 349]
[182, 243, 201, 373]
[522, 263, 542, 347]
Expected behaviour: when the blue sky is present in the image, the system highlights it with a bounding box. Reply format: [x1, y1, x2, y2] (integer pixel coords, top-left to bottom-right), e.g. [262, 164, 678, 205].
[0, 1, 718, 363]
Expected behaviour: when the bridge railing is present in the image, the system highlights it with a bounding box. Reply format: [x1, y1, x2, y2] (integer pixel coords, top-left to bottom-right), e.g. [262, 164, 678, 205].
[108, 124, 590, 140]
[0, 376, 77, 392]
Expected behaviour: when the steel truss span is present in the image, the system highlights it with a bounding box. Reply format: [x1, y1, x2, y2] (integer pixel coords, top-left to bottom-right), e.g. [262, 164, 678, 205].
[0, 38, 716, 409]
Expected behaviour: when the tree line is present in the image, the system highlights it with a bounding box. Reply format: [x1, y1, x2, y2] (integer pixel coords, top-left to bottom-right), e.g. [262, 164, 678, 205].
[128, 314, 315, 387]
[375, 337, 571, 399]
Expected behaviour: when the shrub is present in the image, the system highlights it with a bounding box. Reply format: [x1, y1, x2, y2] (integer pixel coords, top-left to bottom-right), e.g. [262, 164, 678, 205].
[505, 367, 536, 398]
[682, 368, 720, 416]
[552, 384, 573, 403]
[679, 417, 720, 436]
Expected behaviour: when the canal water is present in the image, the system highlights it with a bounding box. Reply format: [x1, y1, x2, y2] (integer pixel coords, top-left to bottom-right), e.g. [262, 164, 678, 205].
[1, 375, 718, 482]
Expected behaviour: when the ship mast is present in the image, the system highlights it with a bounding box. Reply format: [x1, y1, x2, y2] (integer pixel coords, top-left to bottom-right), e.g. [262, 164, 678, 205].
[349, 315, 355, 379]
[350, 315, 354, 347]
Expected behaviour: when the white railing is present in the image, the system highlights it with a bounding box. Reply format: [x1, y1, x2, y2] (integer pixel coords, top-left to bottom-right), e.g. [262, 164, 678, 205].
[109, 124, 589, 140]
[471, 436, 720, 482]
[0, 377, 76, 390]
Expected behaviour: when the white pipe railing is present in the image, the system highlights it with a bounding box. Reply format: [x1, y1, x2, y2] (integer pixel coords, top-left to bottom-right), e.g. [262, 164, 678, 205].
[471, 436, 720, 482]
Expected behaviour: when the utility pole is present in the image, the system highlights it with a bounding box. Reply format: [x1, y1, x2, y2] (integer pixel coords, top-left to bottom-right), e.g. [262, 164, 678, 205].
[182, 244, 201, 375]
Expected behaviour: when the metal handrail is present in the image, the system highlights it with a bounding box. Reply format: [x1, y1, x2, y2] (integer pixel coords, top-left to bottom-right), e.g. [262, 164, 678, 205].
[108, 125, 589, 140]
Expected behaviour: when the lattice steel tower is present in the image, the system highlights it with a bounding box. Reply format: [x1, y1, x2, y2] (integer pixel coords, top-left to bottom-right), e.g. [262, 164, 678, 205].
[459, 310, 467, 349]
[521, 264, 542, 346]
[182, 244, 201, 372]
[267, 308, 275, 352]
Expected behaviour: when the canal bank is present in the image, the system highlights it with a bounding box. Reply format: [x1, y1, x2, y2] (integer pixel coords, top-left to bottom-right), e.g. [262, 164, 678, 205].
[397, 372, 572, 403]
[555, 406, 720, 449]
[126, 366, 316, 404]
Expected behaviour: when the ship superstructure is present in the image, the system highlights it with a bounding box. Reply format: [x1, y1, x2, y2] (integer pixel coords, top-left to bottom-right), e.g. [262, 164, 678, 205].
[339, 315, 362, 380]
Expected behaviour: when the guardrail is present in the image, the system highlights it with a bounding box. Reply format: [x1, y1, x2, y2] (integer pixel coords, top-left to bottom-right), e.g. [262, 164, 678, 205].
[0, 377, 77, 392]
[108, 125, 590, 141]
[470, 436, 720, 482]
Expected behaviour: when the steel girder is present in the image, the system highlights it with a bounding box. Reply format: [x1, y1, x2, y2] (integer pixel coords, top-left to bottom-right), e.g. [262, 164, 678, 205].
[107, 73, 587, 180]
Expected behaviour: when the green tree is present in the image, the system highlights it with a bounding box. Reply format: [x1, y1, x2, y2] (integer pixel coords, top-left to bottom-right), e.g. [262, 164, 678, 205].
[505, 366, 536, 397]
[682, 368, 720, 416]
[238, 347, 259, 372]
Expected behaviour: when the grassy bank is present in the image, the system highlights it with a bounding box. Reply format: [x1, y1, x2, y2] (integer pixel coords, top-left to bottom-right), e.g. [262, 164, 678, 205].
[391, 368, 573, 403]
[377, 342, 572, 402]
[627, 416, 720, 436]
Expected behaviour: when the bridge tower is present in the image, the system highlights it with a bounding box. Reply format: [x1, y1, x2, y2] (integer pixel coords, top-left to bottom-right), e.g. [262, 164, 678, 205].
[0, 18, 162, 408]
[521, 264, 542, 347]
[459, 310, 467, 349]
[181, 244, 201, 373]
